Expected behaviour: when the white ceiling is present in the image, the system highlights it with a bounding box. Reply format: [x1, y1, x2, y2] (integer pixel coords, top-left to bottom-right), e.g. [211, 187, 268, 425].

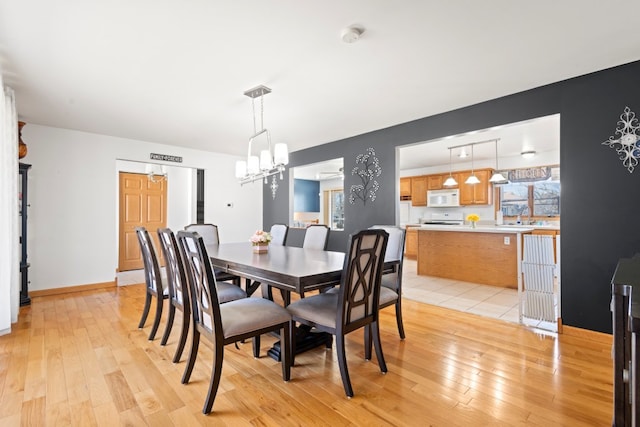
[1, 1, 639, 162]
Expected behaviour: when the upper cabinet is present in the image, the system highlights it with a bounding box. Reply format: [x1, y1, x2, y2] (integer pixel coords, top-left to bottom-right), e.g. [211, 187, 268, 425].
[400, 177, 411, 200]
[400, 169, 493, 205]
[427, 175, 443, 190]
[411, 176, 428, 206]
[459, 169, 492, 205]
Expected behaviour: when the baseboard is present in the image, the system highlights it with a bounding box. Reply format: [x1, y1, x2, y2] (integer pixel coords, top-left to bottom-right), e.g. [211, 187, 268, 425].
[562, 324, 612, 344]
[29, 281, 116, 298]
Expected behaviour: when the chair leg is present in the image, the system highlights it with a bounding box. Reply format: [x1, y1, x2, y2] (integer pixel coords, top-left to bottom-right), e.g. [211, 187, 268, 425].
[148, 294, 163, 341]
[336, 334, 353, 398]
[289, 320, 296, 368]
[364, 324, 372, 361]
[372, 320, 388, 374]
[138, 292, 152, 329]
[182, 328, 200, 384]
[281, 322, 291, 382]
[202, 343, 224, 414]
[395, 299, 406, 340]
[252, 335, 260, 358]
[160, 302, 176, 345]
[172, 308, 190, 363]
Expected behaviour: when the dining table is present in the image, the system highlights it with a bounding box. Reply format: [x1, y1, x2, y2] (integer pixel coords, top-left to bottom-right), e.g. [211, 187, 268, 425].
[206, 241, 347, 360]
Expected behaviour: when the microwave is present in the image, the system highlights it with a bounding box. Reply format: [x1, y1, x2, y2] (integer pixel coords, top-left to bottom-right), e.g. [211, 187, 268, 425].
[427, 189, 460, 207]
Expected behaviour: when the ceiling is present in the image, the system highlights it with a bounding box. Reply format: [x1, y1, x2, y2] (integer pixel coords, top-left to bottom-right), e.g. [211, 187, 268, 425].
[399, 114, 560, 170]
[1, 1, 639, 162]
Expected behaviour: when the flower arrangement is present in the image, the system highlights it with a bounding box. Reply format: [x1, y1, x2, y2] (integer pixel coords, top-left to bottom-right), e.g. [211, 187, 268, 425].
[466, 213, 480, 228]
[250, 230, 272, 246]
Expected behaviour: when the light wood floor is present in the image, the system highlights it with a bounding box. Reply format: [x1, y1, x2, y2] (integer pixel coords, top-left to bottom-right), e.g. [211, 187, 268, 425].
[0, 284, 612, 426]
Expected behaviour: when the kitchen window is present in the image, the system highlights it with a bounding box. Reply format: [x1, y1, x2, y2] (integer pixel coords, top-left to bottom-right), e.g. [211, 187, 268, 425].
[499, 166, 560, 218]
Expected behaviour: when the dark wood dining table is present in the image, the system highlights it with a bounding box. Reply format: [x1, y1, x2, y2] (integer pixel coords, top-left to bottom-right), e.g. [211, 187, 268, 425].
[206, 242, 346, 296]
[206, 242, 346, 360]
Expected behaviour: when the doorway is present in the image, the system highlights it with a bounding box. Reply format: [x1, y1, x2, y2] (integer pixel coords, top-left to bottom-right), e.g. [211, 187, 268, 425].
[118, 172, 167, 271]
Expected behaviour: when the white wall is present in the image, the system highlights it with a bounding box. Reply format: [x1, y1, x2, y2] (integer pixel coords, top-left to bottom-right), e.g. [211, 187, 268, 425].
[23, 124, 263, 291]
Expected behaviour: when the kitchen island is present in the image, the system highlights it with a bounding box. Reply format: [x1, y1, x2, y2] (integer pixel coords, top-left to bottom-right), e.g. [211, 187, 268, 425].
[417, 225, 534, 288]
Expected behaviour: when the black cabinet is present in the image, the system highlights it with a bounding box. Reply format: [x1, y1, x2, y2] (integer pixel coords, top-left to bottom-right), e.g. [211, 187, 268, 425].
[19, 163, 31, 306]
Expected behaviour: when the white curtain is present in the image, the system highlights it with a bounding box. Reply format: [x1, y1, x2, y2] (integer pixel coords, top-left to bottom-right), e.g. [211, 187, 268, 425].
[0, 75, 19, 334]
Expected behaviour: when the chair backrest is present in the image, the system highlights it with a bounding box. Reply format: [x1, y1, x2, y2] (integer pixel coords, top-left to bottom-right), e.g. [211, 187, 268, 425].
[269, 223, 289, 246]
[135, 227, 163, 294]
[303, 224, 330, 250]
[369, 225, 406, 262]
[184, 223, 220, 246]
[177, 230, 222, 337]
[338, 229, 388, 334]
[157, 228, 188, 308]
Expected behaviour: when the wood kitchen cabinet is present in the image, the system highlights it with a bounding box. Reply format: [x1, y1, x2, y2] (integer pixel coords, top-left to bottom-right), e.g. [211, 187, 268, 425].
[405, 227, 418, 258]
[400, 177, 411, 200]
[459, 169, 492, 205]
[411, 176, 427, 206]
[427, 175, 443, 190]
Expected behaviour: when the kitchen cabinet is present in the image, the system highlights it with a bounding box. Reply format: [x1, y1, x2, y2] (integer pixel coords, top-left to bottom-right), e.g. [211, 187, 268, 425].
[459, 169, 492, 205]
[405, 227, 418, 258]
[411, 176, 427, 206]
[427, 175, 443, 190]
[400, 177, 411, 200]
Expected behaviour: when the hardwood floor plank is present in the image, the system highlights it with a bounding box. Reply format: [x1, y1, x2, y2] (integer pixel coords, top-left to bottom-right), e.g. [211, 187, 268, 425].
[0, 285, 614, 425]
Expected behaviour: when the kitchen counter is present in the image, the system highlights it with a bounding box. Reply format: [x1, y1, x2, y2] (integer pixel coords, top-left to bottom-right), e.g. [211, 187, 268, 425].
[417, 226, 533, 288]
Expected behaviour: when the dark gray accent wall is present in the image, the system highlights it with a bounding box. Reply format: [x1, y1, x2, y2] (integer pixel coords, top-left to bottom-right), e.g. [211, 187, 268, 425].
[264, 60, 640, 333]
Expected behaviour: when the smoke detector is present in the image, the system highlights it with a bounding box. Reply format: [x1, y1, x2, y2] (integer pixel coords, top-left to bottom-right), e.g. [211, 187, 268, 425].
[341, 27, 363, 43]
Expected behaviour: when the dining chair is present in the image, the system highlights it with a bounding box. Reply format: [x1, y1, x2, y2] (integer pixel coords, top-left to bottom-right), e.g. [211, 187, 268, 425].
[135, 226, 169, 341]
[286, 228, 389, 398]
[157, 228, 191, 363]
[302, 224, 330, 250]
[184, 223, 242, 287]
[269, 223, 289, 246]
[369, 225, 407, 344]
[159, 228, 248, 362]
[176, 230, 293, 414]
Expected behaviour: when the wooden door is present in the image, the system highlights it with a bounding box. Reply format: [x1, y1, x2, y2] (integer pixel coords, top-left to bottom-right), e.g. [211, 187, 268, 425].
[427, 175, 443, 190]
[118, 172, 167, 271]
[411, 176, 427, 206]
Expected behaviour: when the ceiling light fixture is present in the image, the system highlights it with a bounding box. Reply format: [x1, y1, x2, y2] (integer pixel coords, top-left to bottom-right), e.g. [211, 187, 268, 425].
[443, 148, 458, 187]
[464, 144, 480, 185]
[489, 139, 508, 184]
[341, 27, 363, 43]
[145, 164, 167, 183]
[458, 147, 469, 158]
[521, 150, 536, 159]
[235, 85, 289, 199]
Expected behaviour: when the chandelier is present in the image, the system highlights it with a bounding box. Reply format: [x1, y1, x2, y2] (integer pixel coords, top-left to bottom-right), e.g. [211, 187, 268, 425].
[235, 85, 288, 199]
[145, 164, 167, 183]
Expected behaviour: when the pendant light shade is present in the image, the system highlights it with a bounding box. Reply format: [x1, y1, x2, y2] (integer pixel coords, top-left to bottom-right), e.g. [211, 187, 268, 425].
[443, 148, 458, 186]
[464, 144, 480, 185]
[489, 139, 508, 184]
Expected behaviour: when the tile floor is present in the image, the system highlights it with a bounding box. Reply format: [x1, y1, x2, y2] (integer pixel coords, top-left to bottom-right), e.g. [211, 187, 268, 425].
[117, 257, 521, 324]
[401, 258, 520, 324]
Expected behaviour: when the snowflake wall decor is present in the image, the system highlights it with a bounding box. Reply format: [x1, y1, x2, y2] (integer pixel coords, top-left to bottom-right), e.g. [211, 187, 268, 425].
[349, 147, 382, 205]
[602, 106, 640, 173]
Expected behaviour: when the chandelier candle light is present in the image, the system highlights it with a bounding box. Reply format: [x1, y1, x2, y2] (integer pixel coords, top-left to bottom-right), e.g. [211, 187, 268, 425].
[235, 85, 289, 199]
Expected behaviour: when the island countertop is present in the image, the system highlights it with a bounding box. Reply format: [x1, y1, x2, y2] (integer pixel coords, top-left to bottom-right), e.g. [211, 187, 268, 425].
[417, 224, 535, 234]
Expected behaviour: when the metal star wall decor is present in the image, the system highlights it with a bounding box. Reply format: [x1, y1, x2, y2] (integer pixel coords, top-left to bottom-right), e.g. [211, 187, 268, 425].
[602, 106, 640, 173]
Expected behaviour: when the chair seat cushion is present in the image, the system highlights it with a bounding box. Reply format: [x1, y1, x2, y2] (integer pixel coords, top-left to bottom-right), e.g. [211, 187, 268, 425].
[219, 298, 291, 338]
[379, 286, 399, 306]
[381, 274, 398, 292]
[286, 293, 339, 329]
[217, 282, 247, 304]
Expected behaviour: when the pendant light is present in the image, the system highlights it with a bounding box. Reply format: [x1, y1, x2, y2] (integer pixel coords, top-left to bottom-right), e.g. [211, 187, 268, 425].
[489, 139, 508, 183]
[464, 144, 480, 184]
[443, 148, 458, 186]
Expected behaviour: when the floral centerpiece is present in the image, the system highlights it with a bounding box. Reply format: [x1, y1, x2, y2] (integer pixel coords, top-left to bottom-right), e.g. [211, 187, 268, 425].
[466, 213, 480, 228]
[250, 230, 272, 253]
